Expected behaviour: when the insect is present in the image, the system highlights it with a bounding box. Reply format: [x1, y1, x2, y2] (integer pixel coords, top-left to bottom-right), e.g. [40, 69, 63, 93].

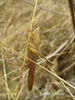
[28, 27, 40, 91]
[27, 27, 53, 91]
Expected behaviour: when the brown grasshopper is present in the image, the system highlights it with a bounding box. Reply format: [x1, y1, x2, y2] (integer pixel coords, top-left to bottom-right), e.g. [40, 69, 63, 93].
[27, 27, 53, 91]
[28, 27, 40, 91]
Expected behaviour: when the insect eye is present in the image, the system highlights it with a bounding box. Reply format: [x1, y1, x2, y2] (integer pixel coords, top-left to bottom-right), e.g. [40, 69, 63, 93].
[31, 32, 34, 38]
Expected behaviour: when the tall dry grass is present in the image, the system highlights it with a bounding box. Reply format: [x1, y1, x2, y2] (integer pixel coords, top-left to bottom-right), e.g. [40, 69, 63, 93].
[0, 0, 75, 100]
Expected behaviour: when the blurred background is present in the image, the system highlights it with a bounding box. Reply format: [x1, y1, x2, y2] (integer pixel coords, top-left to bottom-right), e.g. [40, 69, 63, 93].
[0, 0, 75, 100]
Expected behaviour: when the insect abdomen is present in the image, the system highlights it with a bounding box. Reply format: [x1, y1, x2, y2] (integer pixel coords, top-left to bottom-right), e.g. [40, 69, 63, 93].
[28, 50, 38, 91]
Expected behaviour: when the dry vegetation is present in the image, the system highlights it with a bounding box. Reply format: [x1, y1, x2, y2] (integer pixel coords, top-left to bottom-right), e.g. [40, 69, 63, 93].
[0, 0, 75, 100]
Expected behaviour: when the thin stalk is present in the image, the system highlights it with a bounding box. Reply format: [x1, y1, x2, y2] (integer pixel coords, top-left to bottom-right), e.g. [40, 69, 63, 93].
[16, 0, 38, 98]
